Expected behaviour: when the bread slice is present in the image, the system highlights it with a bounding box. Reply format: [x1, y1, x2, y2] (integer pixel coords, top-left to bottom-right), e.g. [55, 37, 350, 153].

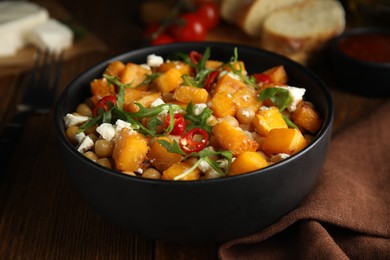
[237, 0, 309, 37]
[260, 0, 346, 63]
[220, 0, 254, 25]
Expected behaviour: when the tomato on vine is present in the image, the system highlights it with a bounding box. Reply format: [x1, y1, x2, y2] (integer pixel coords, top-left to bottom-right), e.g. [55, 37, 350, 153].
[196, 1, 220, 30]
[168, 13, 207, 42]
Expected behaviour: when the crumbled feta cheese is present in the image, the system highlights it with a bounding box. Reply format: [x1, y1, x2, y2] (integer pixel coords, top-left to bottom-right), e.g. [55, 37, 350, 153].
[96, 123, 116, 142]
[77, 135, 94, 153]
[146, 54, 164, 67]
[115, 119, 132, 133]
[140, 64, 151, 71]
[193, 103, 207, 116]
[216, 159, 229, 169]
[219, 70, 241, 81]
[63, 113, 89, 127]
[277, 86, 306, 112]
[150, 97, 165, 107]
[75, 132, 86, 144]
[270, 153, 290, 163]
[244, 131, 254, 139]
[198, 160, 210, 172]
[260, 106, 272, 111]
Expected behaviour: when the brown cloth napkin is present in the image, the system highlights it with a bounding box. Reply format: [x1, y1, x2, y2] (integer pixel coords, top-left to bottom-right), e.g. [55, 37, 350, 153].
[219, 101, 390, 259]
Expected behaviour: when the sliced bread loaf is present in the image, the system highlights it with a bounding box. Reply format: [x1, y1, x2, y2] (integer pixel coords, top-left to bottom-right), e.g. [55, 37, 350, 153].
[260, 0, 345, 63]
[220, 0, 254, 25]
[237, 0, 310, 37]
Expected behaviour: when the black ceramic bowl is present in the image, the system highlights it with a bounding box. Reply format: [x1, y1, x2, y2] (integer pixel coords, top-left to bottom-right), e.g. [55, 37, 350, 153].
[329, 27, 390, 97]
[55, 42, 333, 242]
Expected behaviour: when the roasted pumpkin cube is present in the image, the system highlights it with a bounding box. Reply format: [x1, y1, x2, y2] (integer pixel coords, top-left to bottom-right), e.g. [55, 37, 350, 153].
[90, 78, 116, 104]
[292, 101, 322, 134]
[127, 92, 162, 112]
[157, 61, 193, 75]
[120, 62, 151, 87]
[262, 65, 288, 84]
[113, 128, 149, 172]
[148, 137, 183, 171]
[208, 92, 237, 118]
[212, 120, 259, 156]
[162, 162, 200, 181]
[232, 86, 262, 110]
[214, 73, 246, 94]
[252, 106, 288, 136]
[228, 151, 268, 176]
[104, 61, 125, 77]
[262, 128, 308, 155]
[173, 85, 209, 104]
[123, 88, 150, 108]
[205, 60, 223, 70]
[222, 61, 247, 76]
[153, 68, 183, 93]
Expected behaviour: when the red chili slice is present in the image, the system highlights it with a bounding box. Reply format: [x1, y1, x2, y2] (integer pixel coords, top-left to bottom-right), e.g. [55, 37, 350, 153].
[253, 73, 273, 84]
[93, 95, 117, 117]
[203, 70, 219, 91]
[165, 113, 186, 135]
[189, 50, 202, 64]
[179, 128, 209, 154]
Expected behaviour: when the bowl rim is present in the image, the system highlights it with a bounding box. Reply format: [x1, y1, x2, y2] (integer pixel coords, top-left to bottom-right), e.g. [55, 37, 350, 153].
[329, 26, 390, 68]
[55, 41, 334, 185]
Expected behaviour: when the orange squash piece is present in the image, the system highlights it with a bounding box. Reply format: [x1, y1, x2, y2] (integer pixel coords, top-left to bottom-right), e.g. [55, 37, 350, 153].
[228, 151, 268, 176]
[252, 106, 288, 136]
[148, 137, 183, 171]
[262, 128, 308, 155]
[173, 85, 209, 104]
[104, 61, 125, 77]
[90, 78, 116, 104]
[208, 92, 237, 118]
[153, 68, 183, 93]
[162, 162, 200, 181]
[127, 92, 162, 112]
[113, 128, 149, 172]
[212, 120, 259, 156]
[214, 73, 246, 94]
[262, 65, 288, 84]
[292, 101, 322, 134]
[157, 61, 193, 75]
[120, 62, 151, 87]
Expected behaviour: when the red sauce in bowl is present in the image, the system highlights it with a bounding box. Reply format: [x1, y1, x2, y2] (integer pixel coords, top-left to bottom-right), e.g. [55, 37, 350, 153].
[338, 33, 390, 63]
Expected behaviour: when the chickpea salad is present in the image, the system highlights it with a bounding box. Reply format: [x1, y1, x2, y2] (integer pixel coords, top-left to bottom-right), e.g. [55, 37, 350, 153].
[63, 47, 322, 180]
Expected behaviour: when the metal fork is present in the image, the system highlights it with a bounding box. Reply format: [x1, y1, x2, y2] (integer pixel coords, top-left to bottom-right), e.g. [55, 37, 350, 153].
[0, 49, 63, 168]
[17, 49, 64, 114]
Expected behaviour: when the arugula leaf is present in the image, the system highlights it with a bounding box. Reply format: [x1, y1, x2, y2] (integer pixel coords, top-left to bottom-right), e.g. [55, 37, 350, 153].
[184, 102, 213, 133]
[158, 139, 187, 156]
[258, 87, 292, 111]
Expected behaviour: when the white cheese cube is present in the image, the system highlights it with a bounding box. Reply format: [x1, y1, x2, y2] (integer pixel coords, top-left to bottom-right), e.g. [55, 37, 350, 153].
[276, 86, 306, 112]
[146, 54, 164, 67]
[63, 113, 89, 127]
[26, 19, 73, 53]
[0, 1, 49, 57]
[77, 135, 94, 153]
[96, 123, 116, 142]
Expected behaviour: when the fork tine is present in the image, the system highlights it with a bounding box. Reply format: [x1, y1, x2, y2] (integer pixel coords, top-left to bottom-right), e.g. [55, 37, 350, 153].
[18, 49, 63, 114]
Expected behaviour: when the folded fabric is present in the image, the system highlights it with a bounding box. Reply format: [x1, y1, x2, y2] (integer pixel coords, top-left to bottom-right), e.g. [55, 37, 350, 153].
[219, 101, 390, 259]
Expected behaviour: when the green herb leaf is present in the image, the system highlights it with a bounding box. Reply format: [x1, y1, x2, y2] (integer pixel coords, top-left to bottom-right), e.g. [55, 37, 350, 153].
[157, 139, 187, 156]
[184, 102, 213, 133]
[258, 87, 292, 111]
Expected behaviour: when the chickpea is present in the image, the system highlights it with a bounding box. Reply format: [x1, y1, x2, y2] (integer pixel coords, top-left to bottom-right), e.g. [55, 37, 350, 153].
[76, 103, 93, 117]
[96, 158, 112, 169]
[142, 168, 161, 179]
[206, 115, 218, 126]
[222, 116, 239, 127]
[84, 151, 98, 161]
[66, 125, 79, 145]
[87, 133, 99, 143]
[236, 107, 256, 124]
[94, 139, 114, 158]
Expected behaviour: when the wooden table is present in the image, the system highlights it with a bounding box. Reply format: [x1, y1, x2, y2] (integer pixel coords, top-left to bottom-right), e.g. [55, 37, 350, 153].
[0, 1, 388, 259]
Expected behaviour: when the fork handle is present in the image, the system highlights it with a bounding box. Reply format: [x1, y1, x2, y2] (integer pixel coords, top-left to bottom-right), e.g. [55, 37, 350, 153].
[0, 111, 31, 175]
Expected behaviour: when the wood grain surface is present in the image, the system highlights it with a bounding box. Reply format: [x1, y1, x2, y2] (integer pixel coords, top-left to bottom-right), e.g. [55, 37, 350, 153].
[0, 0, 388, 259]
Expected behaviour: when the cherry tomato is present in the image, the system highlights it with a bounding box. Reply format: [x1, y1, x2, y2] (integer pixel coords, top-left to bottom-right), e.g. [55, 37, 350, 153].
[179, 128, 209, 154]
[93, 95, 116, 117]
[168, 13, 207, 42]
[196, 2, 220, 30]
[165, 113, 186, 135]
[253, 73, 273, 84]
[151, 33, 175, 45]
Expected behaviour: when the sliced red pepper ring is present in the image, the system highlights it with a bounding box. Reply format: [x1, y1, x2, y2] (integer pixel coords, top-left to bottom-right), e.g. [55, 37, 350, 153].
[165, 113, 186, 135]
[203, 70, 219, 91]
[179, 128, 209, 154]
[93, 95, 117, 117]
[253, 73, 273, 84]
[189, 50, 202, 64]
